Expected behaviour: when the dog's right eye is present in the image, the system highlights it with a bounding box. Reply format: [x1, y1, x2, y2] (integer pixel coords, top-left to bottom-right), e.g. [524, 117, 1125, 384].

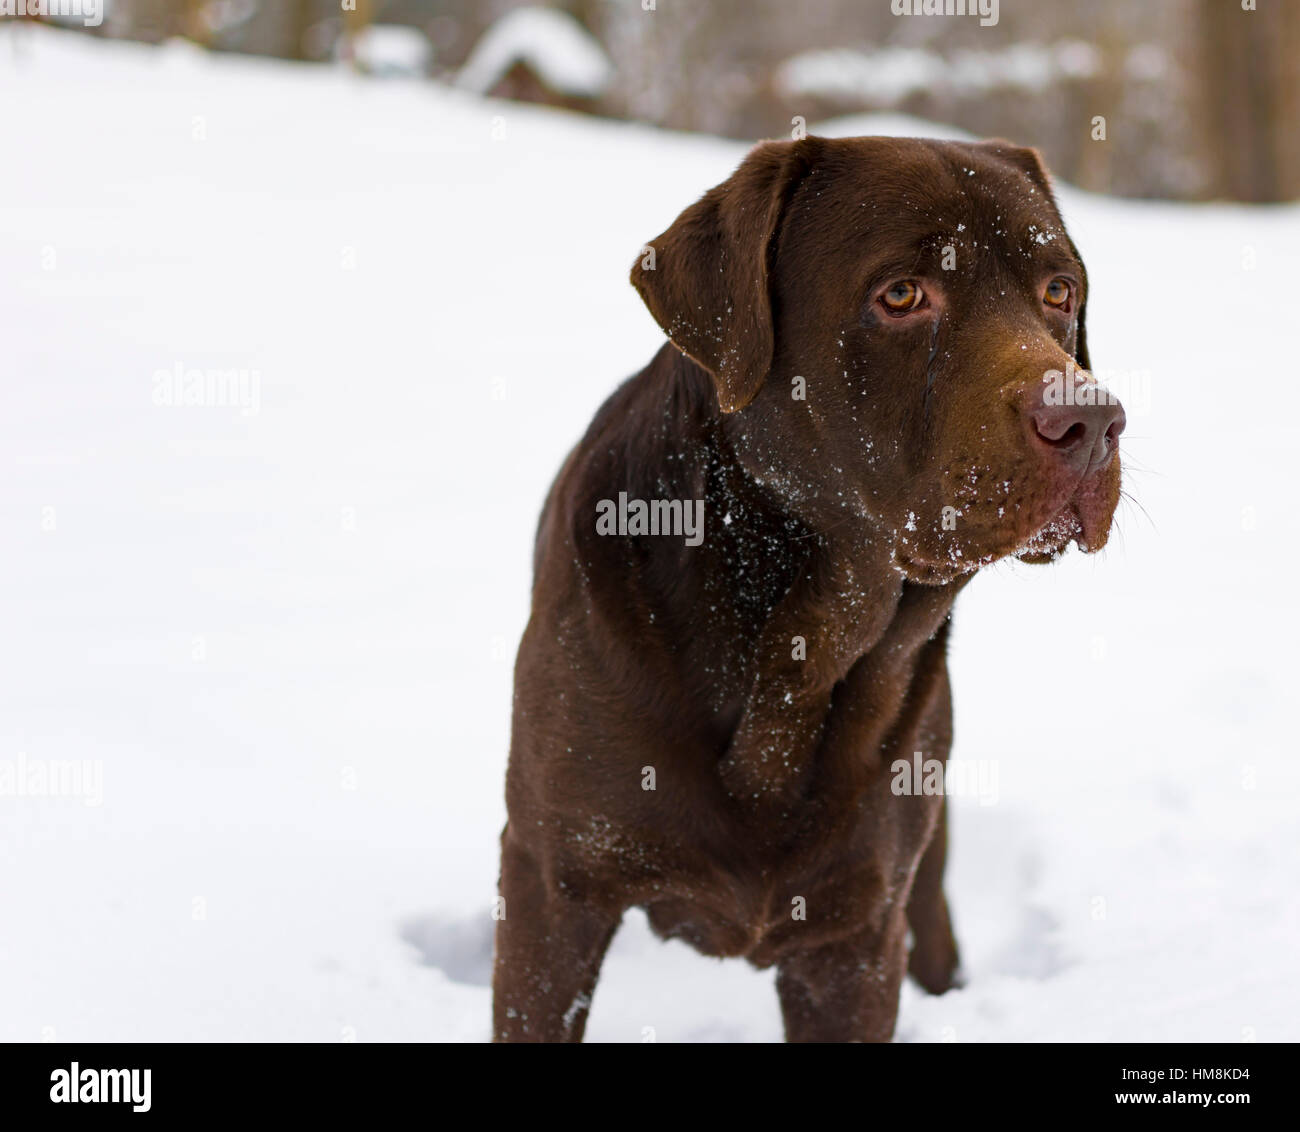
[880, 280, 925, 314]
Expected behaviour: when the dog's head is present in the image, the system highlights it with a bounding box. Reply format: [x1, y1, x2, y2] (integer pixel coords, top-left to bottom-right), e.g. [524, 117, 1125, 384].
[632, 136, 1124, 582]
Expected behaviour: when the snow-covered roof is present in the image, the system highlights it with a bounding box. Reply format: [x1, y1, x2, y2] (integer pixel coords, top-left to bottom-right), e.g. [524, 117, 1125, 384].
[777, 40, 1101, 105]
[338, 25, 433, 77]
[456, 6, 612, 99]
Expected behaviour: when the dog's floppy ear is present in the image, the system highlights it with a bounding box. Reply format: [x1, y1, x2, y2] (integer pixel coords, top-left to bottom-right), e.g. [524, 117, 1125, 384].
[976, 139, 1091, 370]
[631, 139, 817, 413]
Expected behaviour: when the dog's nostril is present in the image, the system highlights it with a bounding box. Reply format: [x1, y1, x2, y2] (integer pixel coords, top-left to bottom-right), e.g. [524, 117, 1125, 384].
[1031, 408, 1087, 449]
[1052, 422, 1087, 448]
[1104, 414, 1126, 447]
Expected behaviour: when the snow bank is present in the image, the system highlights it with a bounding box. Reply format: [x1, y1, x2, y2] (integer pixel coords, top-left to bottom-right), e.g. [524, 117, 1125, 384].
[778, 40, 1101, 105]
[456, 6, 612, 98]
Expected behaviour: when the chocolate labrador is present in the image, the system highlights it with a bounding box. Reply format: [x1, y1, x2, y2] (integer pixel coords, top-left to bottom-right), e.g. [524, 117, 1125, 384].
[493, 136, 1124, 1042]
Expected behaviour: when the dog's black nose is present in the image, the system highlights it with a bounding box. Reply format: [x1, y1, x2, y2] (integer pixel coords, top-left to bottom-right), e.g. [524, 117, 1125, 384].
[1028, 395, 1125, 476]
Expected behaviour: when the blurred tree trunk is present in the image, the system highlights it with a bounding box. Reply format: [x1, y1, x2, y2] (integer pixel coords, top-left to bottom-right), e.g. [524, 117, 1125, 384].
[286, 0, 314, 62]
[184, 0, 208, 47]
[1200, 0, 1300, 201]
[340, 0, 374, 70]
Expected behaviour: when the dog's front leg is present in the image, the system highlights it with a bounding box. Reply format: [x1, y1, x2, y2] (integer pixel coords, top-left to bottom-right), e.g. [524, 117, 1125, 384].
[718, 543, 902, 807]
[906, 795, 963, 994]
[775, 914, 910, 1042]
[718, 663, 836, 807]
[492, 832, 622, 1042]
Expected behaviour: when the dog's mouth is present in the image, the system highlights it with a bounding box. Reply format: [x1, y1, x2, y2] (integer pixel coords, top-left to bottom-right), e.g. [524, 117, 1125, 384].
[893, 464, 1121, 582]
[1014, 504, 1084, 563]
[1017, 468, 1121, 562]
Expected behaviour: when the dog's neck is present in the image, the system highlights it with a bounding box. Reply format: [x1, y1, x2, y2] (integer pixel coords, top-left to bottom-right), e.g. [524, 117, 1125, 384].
[647, 347, 967, 694]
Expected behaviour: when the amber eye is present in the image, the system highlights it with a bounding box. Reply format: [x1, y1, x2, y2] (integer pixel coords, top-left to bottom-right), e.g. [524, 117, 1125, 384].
[881, 280, 924, 313]
[1044, 277, 1072, 309]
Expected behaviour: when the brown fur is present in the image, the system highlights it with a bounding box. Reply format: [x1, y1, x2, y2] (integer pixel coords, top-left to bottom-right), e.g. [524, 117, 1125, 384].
[493, 136, 1125, 1042]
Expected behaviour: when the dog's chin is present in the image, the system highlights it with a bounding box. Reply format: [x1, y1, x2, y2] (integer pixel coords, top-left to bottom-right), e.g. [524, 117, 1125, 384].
[890, 539, 999, 585]
[1017, 473, 1120, 563]
[1014, 507, 1084, 564]
[895, 485, 1120, 581]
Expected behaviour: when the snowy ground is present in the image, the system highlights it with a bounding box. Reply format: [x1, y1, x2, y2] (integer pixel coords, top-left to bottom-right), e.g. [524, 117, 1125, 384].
[2, 27, 1297, 1043]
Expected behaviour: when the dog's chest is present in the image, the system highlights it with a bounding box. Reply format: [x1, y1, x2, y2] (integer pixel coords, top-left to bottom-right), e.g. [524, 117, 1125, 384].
[640, 768, 946, 967]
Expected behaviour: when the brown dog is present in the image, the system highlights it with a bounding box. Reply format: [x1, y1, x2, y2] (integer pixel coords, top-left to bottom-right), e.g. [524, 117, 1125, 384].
[493, 136, 1124, 1042]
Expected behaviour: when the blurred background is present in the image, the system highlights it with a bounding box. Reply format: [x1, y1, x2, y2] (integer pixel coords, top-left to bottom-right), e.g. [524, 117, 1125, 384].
[23, 0, 1300, 202]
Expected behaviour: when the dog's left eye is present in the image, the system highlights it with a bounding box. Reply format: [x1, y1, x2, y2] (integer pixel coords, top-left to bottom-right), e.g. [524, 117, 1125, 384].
[1044, 278, 1072, 309]
[880, 280, 925, 313]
